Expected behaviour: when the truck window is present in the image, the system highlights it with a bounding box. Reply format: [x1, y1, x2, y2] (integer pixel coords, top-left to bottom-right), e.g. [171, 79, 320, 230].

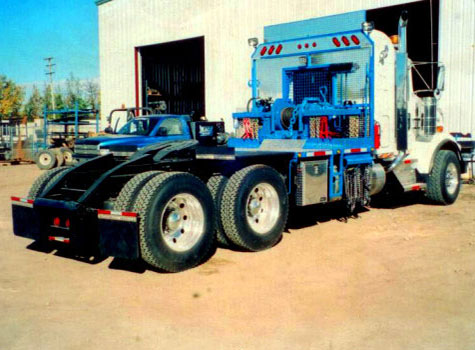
[158, 118, 183, 136]
[117, 118, 159, 136]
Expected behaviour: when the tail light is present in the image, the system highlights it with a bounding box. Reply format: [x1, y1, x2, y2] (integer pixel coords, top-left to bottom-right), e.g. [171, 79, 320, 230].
[53, 217, 60, 226]
[341, 36, 350, 46]
[65, 219, 70, 228]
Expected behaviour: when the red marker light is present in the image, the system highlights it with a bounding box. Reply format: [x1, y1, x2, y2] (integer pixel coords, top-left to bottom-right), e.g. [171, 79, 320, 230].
[53, 217, 60, 226]
[297, 44, 302, 49]
[268, 45, 275, 54]
[65, 219, 70, 228]
[260, 46, 267, 56]
[351, 35, 360, 45]
[312, 42, 317, 47]
[276, 44, 283, 54]
[341, 36, 350, 46]
[332, 37, 341, 47]
[304, 43, 309, 48]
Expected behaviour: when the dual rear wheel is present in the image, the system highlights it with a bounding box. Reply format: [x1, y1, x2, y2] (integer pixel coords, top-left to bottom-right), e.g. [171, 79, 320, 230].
[116, 165, 289, 272]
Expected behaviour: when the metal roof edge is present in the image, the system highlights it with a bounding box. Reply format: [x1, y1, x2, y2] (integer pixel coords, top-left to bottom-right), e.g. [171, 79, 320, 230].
[95, 0, 113, 6]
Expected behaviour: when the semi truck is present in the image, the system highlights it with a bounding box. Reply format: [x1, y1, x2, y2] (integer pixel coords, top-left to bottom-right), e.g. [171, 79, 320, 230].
[11, 11, 465, 272]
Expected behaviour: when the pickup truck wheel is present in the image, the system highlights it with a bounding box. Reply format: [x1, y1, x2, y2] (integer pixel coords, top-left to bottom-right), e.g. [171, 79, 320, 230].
[60, 147, 74, 166]
[133, 172, 215, 272]
[114, 171, 162, 211]
[427, 150, 461, 204]
[28, 166, 70, 199]
[221, 165, 289, 251]
[35, 149, 57, 170]
[207, 175, 233, 247]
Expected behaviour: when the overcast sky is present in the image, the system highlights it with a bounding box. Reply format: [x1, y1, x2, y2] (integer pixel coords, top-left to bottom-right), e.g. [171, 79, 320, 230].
[0, 0, 99, 91]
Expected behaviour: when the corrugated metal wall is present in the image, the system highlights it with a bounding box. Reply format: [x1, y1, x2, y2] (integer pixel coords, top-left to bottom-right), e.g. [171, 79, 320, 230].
[439, 0, 475, 134]
[98, 0, 474, 134]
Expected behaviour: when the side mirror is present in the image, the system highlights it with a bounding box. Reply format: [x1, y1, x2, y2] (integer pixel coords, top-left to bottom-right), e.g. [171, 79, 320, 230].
[104, 125, 113, 134]
[436, 65, 445, 92]
[157, 127, 168, 136]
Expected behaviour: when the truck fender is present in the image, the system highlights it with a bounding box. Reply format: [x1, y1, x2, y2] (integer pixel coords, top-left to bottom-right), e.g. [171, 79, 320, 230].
[412, 138, 464, 175]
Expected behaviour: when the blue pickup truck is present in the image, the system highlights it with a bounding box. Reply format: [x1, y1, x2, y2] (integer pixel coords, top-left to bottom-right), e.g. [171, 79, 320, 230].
[74, 114, 192, 160]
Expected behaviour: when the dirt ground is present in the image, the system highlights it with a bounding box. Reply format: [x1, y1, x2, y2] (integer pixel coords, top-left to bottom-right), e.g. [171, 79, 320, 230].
[0, 164, 474, 350]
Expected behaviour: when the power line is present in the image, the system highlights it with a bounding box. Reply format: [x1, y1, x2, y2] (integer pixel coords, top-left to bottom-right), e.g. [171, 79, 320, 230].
[44, 57, 56, 109]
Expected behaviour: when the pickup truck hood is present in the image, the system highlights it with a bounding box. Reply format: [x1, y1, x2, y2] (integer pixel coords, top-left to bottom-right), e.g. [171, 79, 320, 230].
[75, 135, 147, 148]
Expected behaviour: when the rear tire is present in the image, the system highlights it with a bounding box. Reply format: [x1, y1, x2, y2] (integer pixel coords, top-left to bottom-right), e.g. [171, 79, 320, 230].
[35, 149, 57, 170]
[28, 166, 70, 199]
[426, 150, 461, 205]
[60, 147, 74, 166]
[133, 172, 215, 272]
[221, 165, 289, 251]
[114, 171, 162, 211]
[53, 148, 64, 167]
[206, 175, 233, 247]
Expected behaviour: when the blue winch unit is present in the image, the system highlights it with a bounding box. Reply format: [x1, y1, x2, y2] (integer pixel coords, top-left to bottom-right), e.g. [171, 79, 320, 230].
[228, 10, 374, 201]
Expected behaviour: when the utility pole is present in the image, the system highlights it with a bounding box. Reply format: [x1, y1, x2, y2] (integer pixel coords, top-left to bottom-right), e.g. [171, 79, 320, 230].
[44, 57, 56, 109]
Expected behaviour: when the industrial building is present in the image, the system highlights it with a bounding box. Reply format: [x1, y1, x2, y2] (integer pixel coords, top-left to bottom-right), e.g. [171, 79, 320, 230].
[95, 0, 475, 134]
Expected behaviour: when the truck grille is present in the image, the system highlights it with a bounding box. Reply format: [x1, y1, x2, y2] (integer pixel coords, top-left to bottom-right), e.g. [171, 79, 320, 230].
[74, 144, 99, 155]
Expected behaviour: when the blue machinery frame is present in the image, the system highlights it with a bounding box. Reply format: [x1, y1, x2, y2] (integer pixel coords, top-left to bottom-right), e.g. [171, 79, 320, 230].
[228, 11, 375, 200]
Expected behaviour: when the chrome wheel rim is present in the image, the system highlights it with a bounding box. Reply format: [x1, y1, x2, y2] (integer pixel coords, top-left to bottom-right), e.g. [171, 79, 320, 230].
[246, 182, 280, 235]
[39, 153, 52, 166]
[160, 193, 205, 252]
[445, 163, 459, 195]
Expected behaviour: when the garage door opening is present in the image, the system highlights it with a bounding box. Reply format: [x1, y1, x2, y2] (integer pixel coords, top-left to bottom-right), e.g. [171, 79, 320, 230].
[139, 36, 205, 120]
[367, 0, 440, 96]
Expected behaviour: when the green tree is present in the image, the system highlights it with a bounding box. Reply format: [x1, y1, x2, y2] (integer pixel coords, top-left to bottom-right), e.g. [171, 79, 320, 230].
[0, 75, 24, 119]
[65, 73, 87, 109]
[43, 84, 54, 110]
[84, 79, 100, 109]
[23, 85, 43, 121]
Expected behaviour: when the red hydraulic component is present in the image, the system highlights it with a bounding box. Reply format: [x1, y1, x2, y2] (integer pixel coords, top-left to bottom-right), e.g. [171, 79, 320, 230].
[242, 118, 254, 139]
[318, 117, 339, 139]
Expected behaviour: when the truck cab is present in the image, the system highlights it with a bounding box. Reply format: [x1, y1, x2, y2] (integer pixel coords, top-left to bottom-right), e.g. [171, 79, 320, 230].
[74, 114, 192, 160]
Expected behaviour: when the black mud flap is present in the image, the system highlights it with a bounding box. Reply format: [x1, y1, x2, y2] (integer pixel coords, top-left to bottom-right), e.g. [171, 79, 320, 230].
[97, 210, 140, 259]
[11, 197, 41, 240]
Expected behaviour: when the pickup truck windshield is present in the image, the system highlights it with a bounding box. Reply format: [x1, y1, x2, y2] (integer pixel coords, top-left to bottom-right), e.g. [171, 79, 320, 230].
[117, 118, 159, 136]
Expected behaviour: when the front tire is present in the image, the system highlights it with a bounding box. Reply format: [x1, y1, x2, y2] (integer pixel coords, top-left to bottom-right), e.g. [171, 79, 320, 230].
[133, 172, 215, 272]
[426, 150, 461, 204]
[221, 165, 289, 251]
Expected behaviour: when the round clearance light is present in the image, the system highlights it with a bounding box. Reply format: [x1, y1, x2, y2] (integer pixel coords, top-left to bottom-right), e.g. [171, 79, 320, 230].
[297, 44, 302, 49]
[342, 36, 350, 46]
[304, 43, 309, 48]
[351, 35, 360, 45]
[276, 44, 283, 54]
[268, 45, 275, 54]
[332, 37, 341, 47]
[312, 42, 317, 47]
[260, 46, 267, 56]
